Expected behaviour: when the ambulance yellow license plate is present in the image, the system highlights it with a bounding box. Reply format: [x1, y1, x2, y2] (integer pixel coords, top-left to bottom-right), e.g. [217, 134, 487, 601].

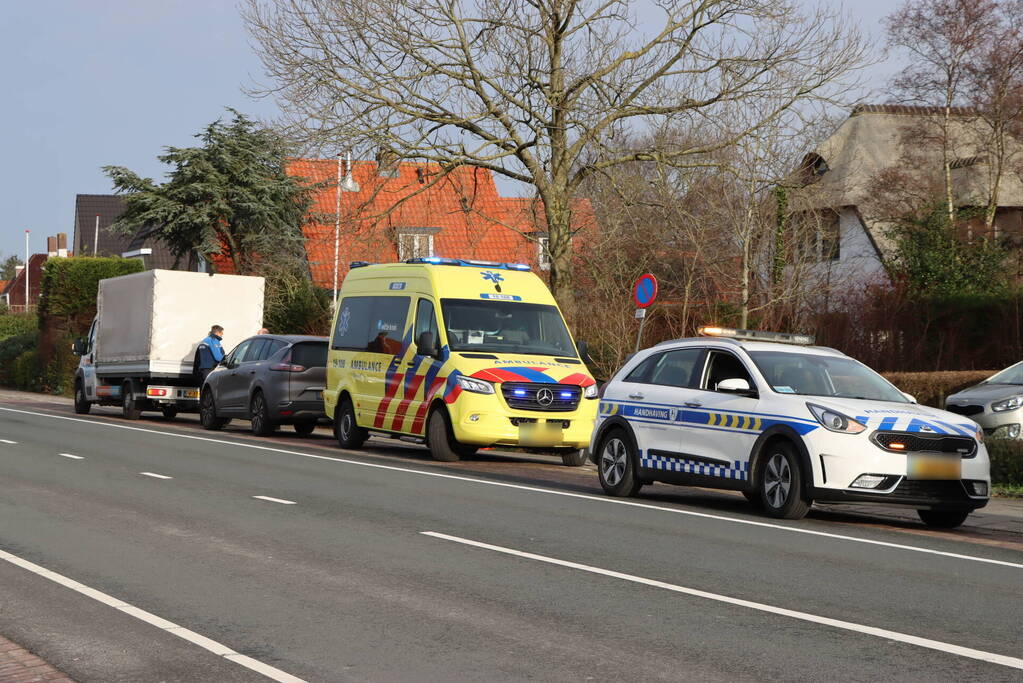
[907, 454, 961, 480]
[519, 422, 563, 446]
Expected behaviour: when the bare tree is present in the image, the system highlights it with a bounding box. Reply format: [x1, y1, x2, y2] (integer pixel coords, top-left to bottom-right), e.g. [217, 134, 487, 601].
[886, 0, 1001, 226]
[244, 0, 867, 314]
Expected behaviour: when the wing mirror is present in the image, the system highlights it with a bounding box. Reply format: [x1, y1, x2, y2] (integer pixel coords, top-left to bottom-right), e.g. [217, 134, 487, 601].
[902, 391, 917, 403]
[416, 331, 439, 358]
[72, 339, 88, 356]
[717, 378, 756, 396]
[577, 340, 592, 365]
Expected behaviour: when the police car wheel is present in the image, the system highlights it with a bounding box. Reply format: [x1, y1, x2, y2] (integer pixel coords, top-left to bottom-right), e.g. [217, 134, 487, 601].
[742, 490, 763, 509]
[250, 392, 277, 436]
[758, 444, 810, 519]
[74, 381, 91, 415]
[427, 408, 462, 462]
[335, 398, 367, 449]
[598, 430, 642, 497]
[917, 508, 970, 528]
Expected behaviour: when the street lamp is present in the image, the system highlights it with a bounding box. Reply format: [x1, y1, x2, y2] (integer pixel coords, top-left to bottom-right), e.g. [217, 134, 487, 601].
[333, 150, 361, 307]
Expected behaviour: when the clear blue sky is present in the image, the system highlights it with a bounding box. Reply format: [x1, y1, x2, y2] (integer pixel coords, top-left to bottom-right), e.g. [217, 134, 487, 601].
[0, 0, 898, 262]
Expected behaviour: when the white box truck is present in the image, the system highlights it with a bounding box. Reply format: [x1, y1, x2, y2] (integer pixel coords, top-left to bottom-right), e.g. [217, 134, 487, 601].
[72, 269, 265, 419]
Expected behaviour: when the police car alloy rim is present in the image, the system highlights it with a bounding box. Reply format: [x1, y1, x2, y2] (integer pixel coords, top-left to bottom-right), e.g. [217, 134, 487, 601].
[601, 438, 629, 487]
[764, 453, 791, 508]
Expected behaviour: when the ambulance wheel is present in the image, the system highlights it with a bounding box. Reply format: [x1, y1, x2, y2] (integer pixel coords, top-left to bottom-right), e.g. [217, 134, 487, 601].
[598, 429, 642, 497]
[335, 397, 367, 449]
[122, 381, 142, 420]
[200, 390, 230, 431]
[560, 448, 588, 467]
[293, 421, 316, 437]
[161, 406, 178, 420]
[427, 407, 463, 462]
[249, 391, 277, 436]
[74, 380, 91, 415]
[917, 508, 970, 528]
[758, 443, 810, 520]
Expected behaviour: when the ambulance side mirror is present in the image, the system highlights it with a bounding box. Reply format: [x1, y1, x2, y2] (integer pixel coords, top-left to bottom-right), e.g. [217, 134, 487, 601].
[416, 332, 439, 358]
[577, 340, 592, 366]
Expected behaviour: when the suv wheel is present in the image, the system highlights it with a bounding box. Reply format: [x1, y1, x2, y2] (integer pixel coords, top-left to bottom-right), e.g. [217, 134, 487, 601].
[200, 390, 229, 431]
[917, 509, 970, 528]
[250, 391, 277, 436]
[598, 429, 642, 497]
[74, 380, 91, 415]
[758, 442, 810, 519]
[335, 397, 367, 449]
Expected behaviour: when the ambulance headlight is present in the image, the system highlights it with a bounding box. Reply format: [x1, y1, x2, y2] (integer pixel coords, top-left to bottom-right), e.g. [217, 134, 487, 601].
[456, 376, 495, 395]
[583, 384, 598, 399]
[807, 403, 867, 434]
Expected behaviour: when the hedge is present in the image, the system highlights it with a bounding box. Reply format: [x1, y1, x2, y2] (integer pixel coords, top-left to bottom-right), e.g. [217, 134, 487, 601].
[882, 370, 995, 408]
[37, 256, 144, 324]
[0, 313, 37, 341]
[987, 440, 1023, 487]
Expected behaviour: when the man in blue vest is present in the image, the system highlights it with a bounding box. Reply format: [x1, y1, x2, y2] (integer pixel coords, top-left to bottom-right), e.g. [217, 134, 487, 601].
[194, 325, 225, 382]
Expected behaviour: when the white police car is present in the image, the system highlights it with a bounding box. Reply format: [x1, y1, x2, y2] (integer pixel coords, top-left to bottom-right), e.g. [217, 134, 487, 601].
[591, 327, 990, 527]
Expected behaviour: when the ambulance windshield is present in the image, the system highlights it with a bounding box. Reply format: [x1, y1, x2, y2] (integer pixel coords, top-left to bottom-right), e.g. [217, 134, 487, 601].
[441, 299, 577, 357]
[748, 351, 908, 403]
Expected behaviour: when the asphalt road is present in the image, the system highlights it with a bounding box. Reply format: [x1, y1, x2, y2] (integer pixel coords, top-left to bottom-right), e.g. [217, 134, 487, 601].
[1, 399, 1021, 681]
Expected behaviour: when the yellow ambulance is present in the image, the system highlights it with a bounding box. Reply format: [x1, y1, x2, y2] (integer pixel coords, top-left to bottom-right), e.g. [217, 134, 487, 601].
[325, 258, 598, 465]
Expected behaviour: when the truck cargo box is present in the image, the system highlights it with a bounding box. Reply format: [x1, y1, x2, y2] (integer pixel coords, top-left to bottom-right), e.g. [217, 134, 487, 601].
[95, 270, 265, 377]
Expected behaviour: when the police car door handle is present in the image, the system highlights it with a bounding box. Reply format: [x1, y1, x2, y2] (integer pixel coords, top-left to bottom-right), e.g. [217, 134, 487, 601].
[684, 400, 702, 408]
[628, 392, 645, 400]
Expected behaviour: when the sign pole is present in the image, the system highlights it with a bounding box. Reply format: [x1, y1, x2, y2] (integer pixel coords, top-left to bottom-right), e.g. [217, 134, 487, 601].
[634, 309, 647, 353]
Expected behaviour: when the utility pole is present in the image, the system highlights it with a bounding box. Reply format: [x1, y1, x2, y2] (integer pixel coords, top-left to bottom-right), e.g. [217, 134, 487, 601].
[333, 150, 360, 307]
[94, 215, 100, 256]
[24, 229, 29, 311]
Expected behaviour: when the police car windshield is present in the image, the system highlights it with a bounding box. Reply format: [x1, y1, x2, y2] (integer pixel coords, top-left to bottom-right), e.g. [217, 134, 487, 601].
[985, 361, 1023, 385]
[441, 299, 576, 357]
[748, 351, 908, 403]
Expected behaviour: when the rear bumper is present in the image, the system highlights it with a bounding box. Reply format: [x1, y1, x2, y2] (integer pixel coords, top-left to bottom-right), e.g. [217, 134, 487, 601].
[274, 400, 326, 421]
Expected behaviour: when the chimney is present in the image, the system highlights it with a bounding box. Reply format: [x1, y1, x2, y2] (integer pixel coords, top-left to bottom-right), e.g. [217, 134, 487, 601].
[376, 148, 400, 178]
[57, 232, 68, 257]
[47, 236, 57, 257]
[15, 265, 24, 277]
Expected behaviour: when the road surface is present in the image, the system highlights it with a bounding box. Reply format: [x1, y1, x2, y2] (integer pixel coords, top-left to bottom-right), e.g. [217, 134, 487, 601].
[1, 398, 1020, 681]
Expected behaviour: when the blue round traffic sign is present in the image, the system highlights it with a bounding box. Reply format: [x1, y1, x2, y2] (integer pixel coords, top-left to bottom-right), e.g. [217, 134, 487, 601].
[633, 274, 658, 308]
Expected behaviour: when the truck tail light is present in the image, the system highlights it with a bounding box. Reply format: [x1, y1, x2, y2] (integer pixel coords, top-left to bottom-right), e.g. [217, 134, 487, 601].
[146, 388, 168, 397]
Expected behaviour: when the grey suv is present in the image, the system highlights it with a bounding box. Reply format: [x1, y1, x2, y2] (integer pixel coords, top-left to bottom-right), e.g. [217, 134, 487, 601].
[200, 335, 328, 436]
[946, 362, 1023, 439]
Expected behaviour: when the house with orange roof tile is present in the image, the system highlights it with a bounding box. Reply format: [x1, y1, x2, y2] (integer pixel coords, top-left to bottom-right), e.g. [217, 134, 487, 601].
[285, 157, 596, 291]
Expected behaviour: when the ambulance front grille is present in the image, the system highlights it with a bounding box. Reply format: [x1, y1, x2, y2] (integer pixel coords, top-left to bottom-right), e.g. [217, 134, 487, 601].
[501, 383, 581, 412]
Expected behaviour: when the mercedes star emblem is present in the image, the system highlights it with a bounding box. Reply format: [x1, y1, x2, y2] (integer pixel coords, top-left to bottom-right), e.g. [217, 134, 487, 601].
[536, 388, 555, 406]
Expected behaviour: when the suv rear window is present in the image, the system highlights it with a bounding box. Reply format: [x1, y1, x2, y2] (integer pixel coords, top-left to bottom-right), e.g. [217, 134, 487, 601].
[291, 341, 328, 368]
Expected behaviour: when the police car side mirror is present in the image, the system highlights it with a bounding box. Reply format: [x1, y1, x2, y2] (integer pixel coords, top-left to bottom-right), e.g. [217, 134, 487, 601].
[902, 392, 916, 403]
[717, 378, 755, 396]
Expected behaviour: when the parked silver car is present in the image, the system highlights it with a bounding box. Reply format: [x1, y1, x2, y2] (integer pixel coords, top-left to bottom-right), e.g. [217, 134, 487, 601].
[199, 334, 328, 436]
[945, 362, 1023, 439]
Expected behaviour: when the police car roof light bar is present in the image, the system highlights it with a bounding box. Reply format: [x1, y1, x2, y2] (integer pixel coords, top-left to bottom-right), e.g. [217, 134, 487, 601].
[698, 326, 815, 346]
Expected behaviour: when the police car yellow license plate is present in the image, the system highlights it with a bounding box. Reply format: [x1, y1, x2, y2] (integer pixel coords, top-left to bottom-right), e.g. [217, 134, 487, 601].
[519, 422, 563, 446]
[907, 454, 961, 480]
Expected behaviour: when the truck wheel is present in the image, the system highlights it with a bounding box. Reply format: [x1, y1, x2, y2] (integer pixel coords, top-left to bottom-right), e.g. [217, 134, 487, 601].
[122, 381, 142, 420]
[426, 408, 464, 462]
[161, 406, 178, 420]
[560, 448, 588, 467]
[74, 380, 91, 415]
[757, 442, 810, 520]
[917, 509, 970, 528]
[249, 391, 277, 436]
[200, 390, 230, 431]
[293, 421, 317, 437]
[335, 397, 367, 449]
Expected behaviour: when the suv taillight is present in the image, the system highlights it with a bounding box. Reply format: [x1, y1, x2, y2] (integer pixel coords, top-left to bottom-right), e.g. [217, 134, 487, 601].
[271, 362, 306, 372]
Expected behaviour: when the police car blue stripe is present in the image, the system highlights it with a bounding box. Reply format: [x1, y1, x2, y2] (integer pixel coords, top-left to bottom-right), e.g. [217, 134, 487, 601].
[601, 398, 818, 425]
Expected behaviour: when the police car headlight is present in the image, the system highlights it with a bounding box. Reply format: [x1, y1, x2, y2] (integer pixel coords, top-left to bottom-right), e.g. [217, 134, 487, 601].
[583, 384, 598, 399]
[991, 396, 1023, 412]
[456, 376, 495, 395]
[807, 403, 867, 434]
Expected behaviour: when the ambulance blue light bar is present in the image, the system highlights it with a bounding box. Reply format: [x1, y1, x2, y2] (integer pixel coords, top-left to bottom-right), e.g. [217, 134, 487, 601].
[698, 326, 815, 346]
[349, 261, 373, 268]
[403, 257, 531, 271]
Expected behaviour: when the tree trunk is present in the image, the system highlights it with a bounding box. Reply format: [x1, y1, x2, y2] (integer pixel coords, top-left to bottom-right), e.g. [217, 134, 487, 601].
[942, 105, 956, 231]
[544, 194, 575, 320]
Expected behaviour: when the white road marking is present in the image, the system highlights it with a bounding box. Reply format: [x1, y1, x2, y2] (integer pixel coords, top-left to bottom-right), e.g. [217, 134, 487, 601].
[0, 438, 17, 444]
[1, 405, 1019, 570]
[59, 453, 84, 460]
[422, 531, 1023, 670]
[0, 546, 305, 682]
[140, 472, 173, 480]
[253, 495, 297, 505]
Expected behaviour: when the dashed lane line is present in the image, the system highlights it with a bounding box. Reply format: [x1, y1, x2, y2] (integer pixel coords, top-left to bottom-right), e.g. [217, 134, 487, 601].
[0, 439, 17, 444]
[0, 405, 1019, 571]
[59, 453, 84, 460]
[423, 531, 1023, 671]
[0, 546, 305, 682]
[253, 496, 297, 505]
[140, 472, 173, 480]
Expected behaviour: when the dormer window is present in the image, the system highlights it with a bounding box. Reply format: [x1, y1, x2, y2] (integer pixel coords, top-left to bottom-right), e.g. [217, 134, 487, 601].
[397, 226, 440, 260]
[536, 233, 550, 270]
